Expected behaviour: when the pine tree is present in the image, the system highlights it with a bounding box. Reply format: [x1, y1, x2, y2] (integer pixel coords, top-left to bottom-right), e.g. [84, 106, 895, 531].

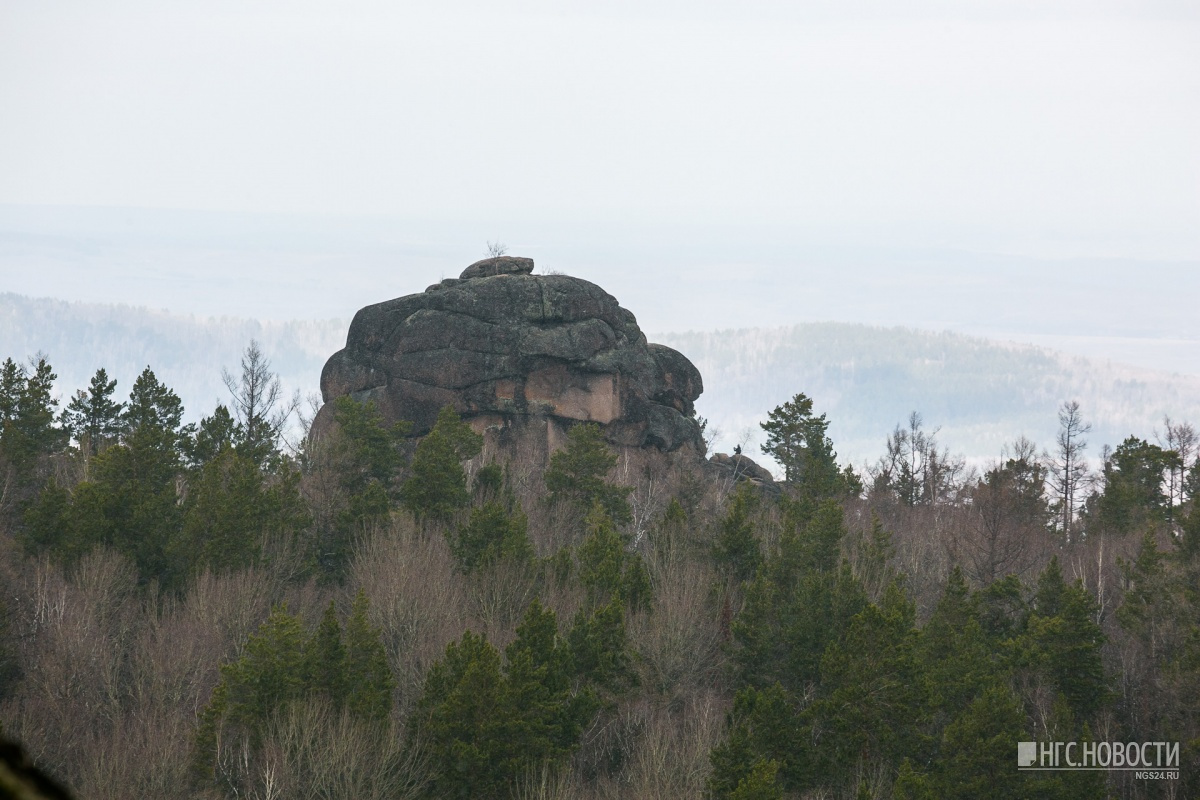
[708, 684, 799, 793]
[893, 758, 936, 800]
[123, 366, 186, 443]
[918, 567, 996, 717]
[760, 392, 841, 499]
[0, 356, 65, 477]
[1026, 558, 1107, 718]
[936, 685, 1028, 800]
[451, 501, 532, 572]
[401, 405, 482, 521]
[577, 505, 651, 611]
[501, 600, 597, 771]
[414, 630, 507, 799]
[178, 448, 265, 573]
[713, 483, 761, 583]
[314, 396, 410, 576]
[809, 581, 926, 783]
[0, 593, 19, 700]
[1089, 436, 1174, 534]
[187, 404, 238, 469]
[19, 479, 77, 561]
[73, 430, 183, 586]
[567, 598, 634, 693]
[177, 445, 310, 576]
[343, 589, 394, 722]
[61, 367, 123, 455]
[729, 758, 783, 800]
[0, 358, 22, 424]
[544, 422, 632, 524]
[305, 600, 346, 706]
[192, 605, 307, 783]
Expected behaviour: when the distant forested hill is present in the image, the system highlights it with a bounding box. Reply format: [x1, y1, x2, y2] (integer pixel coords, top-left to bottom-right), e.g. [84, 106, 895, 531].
[3, 293, 1196, 472]
[657, 325, 1200, 470]
[0, 293, 347, 425]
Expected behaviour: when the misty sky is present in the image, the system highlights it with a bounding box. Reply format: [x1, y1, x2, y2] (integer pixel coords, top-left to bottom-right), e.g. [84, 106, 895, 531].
[2, 1, 1198, 372]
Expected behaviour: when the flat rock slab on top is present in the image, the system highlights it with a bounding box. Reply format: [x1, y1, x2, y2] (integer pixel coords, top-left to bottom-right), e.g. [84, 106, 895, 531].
[460, 256, 535, 280]
[317, 256, 705, 453]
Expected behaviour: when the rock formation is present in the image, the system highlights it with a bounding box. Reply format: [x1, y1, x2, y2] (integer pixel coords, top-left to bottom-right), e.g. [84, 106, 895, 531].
[708, 452, 776, 488]
[317, 256, 705, 455]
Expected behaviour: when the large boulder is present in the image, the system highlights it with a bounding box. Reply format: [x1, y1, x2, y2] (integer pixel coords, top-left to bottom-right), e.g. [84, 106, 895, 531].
[316, 258, 705, 453]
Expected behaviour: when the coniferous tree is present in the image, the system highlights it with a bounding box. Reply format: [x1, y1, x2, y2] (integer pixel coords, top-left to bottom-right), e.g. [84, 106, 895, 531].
[1088, 436, 1174, 534]
[709, 684, 798, 795]
[0, 593, 18, 700]
[177, 445, 310, 576]
[0, 358, 21, 423]
[312, 396, 410, 577]
[544, 423, 632, 525]
[713, 483, 761, 583]
[61, 367, 123, 455]
[918, 567, 996, 718]
[123, 366, 187, 446]
[576, 505, 651, 612]
[451, 501, 532, 573]
[401, 405, 482, 521]
[305, 601, 347, 706]
[413, 630, 507, 799]
[567, 598, 635, 693]
[760, 392, 841, 500]
[193, 605, 308, 783]
[728, 758, 784, 800]
[808, 581, 926, 784]
[935, 685, 1028, 800]
[1026, 557, 1107, 718]
[19, 478, 77, 560]
[500, 599, 597, 772]
[0, 356, 65, 480]
[187, 405, 238, 469]
[72, 430, 183, 585]
[343, 589, 394, 722]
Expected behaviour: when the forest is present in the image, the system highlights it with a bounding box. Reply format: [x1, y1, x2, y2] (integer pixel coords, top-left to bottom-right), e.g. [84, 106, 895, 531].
[0, 343, 1198, 799]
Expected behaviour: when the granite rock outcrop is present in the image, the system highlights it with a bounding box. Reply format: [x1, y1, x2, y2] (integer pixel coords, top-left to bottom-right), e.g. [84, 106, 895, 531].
[317, 257, 704, 454]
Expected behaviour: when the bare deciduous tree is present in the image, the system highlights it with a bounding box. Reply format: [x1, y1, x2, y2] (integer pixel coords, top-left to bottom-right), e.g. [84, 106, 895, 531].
[222, 340, 298, 461]
[1048, 400, 1092, 542]
[872, 412, 967, 506]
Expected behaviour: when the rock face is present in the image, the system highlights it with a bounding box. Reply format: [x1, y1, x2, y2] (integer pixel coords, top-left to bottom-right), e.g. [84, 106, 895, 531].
[317, 258, 704, 453]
